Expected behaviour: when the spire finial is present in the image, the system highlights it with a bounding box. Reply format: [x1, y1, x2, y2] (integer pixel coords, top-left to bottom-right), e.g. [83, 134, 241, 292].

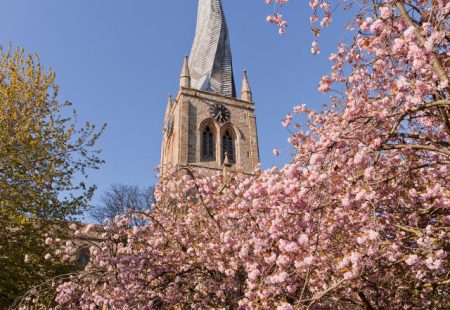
[188, 0, 236, 97]
[180, 56, 191, 88]
[241, 69, 252, 102]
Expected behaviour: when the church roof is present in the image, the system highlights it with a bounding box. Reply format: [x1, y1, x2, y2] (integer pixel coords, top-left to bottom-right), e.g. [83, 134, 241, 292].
[188, 0, 236, 98]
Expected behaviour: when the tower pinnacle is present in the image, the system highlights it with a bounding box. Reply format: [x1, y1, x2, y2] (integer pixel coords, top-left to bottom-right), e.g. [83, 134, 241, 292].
[180, 56, 191, 88]
[164, 94, 172, 119]
[188, 0, 236, 97]
[241, 70, 252, 102]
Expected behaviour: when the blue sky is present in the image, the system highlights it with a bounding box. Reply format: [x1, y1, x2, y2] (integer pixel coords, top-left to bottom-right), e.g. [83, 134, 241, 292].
[0, 1, 351, 207]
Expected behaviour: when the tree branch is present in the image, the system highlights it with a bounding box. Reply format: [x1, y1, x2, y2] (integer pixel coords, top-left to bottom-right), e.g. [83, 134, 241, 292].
[396, 3, 448, 85]
[306, 279, 346, 308]
[382, 143, 450, 157]
[390, 133, 450, 147]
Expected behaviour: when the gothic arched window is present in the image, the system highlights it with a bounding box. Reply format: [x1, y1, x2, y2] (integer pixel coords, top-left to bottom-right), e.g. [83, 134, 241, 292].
[202, 126, 215, 161]
[222, 130, 235, 163]
[76, 247, 90, 267]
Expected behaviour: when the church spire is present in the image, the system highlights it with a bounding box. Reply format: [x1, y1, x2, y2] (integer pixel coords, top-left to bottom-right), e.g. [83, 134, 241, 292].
[188, 0, 236, 97]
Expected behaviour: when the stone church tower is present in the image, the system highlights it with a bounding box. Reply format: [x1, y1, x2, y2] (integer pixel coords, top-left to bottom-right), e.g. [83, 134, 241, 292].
[160, 0, 260, 176]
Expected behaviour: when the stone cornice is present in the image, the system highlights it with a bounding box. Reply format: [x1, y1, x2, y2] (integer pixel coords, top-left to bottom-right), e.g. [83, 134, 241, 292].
[177, 87, 255, 111]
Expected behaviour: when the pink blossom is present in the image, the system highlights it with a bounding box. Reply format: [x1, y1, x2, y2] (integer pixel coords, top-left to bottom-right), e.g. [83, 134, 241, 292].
[281, 114, 293, 127]
[248, 269, 261, 281]
[405, 254, 418, 266]
[284, 241, 299, 253]
[369, 19, 384, 33]
[309, 0, 319, 9]
[318, 75, 332, 93]
[360, 17, 373, 32]
[404, 26, 416, 40]
[269, 271, 288, 284]
[83, 224, 94, 234]
[396, 76, 410, 91]
[425, 257, 442, 270]
[303, 256, 315, 265]
[297, 233, 309, 246]
[392, 38, 405, 53]
[277, 302, 294, 310]
[276, 254, 291, 267]
[311, 40, 320, 55]
[379, 6, 391, 19]
[368, 230, 379, 240]
[265, 253, 277, 265]
[310, 153, 324, 165]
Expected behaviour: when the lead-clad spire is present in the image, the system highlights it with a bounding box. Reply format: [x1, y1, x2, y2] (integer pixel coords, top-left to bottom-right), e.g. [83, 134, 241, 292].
[188, 0, 236, 97]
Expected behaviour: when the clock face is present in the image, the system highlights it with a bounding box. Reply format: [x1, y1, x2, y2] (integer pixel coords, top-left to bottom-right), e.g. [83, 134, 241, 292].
[210, 104, 231, 123]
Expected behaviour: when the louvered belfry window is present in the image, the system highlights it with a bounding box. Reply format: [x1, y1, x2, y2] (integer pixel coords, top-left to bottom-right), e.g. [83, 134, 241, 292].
[202, 126, 215, 160]
[222, 130, 235, 163]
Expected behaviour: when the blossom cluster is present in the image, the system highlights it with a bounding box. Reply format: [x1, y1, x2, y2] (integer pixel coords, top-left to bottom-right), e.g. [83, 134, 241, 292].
[265, 0, 290, 35]
[16, 0, 450, 309]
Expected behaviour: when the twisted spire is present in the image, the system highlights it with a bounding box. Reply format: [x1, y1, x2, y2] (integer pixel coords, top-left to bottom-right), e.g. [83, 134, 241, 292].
[188, 0, 236, 97]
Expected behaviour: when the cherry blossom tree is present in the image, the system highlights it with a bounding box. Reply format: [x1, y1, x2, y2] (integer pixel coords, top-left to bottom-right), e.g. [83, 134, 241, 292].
[15, 0, 449, 309]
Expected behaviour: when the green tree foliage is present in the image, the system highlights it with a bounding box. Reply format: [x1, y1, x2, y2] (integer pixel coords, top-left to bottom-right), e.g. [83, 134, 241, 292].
[0, 47, 104, 307]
